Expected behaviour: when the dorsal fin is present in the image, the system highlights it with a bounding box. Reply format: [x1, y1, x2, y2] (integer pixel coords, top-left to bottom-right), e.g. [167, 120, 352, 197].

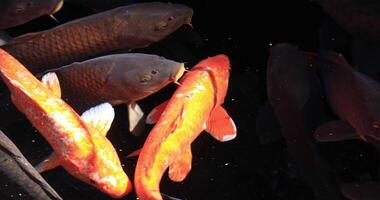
[9, 32, 42, 44]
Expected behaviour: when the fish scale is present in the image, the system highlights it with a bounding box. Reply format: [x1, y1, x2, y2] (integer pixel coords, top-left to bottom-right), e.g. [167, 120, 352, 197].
[1, 2, 193, 74]
[4, 16, 119, 72]
[56, 63, 110, 112]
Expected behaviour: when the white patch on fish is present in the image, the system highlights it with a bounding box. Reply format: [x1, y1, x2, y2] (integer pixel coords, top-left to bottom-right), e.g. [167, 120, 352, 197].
[222, 134, 236, 142]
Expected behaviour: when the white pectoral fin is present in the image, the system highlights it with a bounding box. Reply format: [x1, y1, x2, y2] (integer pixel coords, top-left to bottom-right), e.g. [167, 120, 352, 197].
[81, 102, 115, 136]
[128, 102, 145, 136]
[205, 106, 237, 142]
[41, 72, 61, 97]
[35, 152, 60, 173]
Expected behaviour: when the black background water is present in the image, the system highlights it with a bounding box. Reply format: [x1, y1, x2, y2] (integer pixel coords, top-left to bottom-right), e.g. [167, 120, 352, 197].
[2, 0, 378, 199]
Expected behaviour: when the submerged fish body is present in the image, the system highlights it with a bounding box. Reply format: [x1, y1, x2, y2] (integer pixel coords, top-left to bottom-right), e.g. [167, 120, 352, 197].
[314, 52, 380, 152]
[266, 43, 341, 200]
[315, 0, 380, 41]
[0, 49, 131, 198]
[134, 55, 237, 200]
[2, 2, 193, 73]
[0, 129, 62, 200]
[0, 0, 63, 30]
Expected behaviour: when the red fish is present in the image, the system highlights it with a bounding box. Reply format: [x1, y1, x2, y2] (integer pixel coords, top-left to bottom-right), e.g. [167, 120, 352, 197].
[134, 55, 237, 200]
[0, 49, 132, 198]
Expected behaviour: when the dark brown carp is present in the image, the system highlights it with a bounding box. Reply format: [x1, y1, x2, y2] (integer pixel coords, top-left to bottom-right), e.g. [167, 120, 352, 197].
[43, 53, 185, 135]
[313, 52, 380, 152]
[0, 0, 63, 30]
[1, 2, 193, 74]
[0, 129, 62, 200]
[267, 43, 341, 200]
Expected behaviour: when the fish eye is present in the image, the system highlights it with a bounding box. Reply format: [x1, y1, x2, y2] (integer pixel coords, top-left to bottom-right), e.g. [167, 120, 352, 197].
[373, 122, 380, 129]
[15, 4, 26, 13]
[140, 74, 152, 83]
[151, 69, 159, 75]
[155, 21, 168, 31]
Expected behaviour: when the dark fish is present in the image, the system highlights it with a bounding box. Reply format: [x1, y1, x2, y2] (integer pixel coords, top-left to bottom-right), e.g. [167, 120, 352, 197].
[340, 181, 380, 200]
[316, 1, 380, 79]
[0, 129, 62, 200]
[267, 43, 341, 200]
[0, 0, 63, 30]
[1, 2, 193, 73]
[45, 53, 185, 135]
[314, 0, 380, 41]
[313, 52, 380, 153]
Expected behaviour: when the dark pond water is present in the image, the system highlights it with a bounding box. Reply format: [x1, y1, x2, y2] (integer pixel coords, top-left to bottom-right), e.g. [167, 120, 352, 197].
[1, 0, 379, 199]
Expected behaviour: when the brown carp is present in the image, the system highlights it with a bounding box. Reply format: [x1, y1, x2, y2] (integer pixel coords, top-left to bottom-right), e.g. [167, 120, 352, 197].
[2, 2, 193, 73]
[43, 53, 185, 135]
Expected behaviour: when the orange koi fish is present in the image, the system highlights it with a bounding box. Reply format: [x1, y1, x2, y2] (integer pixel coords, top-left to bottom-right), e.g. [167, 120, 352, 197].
[134, 54, 237, 200]
[0, 49, 132, 198]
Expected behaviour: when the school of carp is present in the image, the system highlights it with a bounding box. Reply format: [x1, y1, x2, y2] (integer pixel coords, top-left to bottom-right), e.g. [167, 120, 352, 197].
[0, 1, 236, 200]
[4, 0, 380, 200]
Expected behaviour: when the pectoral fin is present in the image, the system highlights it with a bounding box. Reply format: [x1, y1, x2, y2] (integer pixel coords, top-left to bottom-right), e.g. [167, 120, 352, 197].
[41, 72, 61, 97]
[168, 146, 192, 182]
[314, 120, 360, 142]
[35, 152, 60, 173]
[12, 32, 41, 42]
[146, 100, 169, 124]
[81, 103, 115, 136]
[128, 102, 145, 136]
[126, 148, 141, 158]
[205, 106, 237, 142]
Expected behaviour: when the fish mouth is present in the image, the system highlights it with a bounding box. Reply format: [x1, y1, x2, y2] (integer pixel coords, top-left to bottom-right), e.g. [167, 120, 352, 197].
[50, 0, 64, 14]
[182, 8, 193, 27]
[170, 63, 186, 83]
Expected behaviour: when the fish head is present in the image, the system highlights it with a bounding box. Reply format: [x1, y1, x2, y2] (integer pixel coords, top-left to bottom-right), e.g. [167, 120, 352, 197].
[88, 171, 131, 198]
[106, 54, 185, 101]
[1, 0, 63, 28]
[267, 43, 313, 110]
[84, 135, 132, 198]
[194, 54, 231, 105]
[119, 2, 193, 46]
